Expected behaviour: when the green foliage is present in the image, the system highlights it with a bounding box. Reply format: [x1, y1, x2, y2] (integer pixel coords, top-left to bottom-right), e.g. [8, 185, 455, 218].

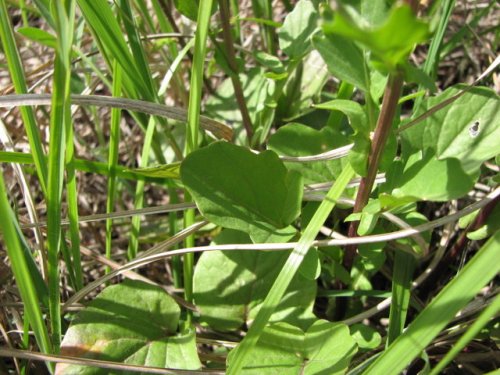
[402, 86, 500, 174]
[323, 4, 429, 71]
[57, 280, 201, 373]
[193, 229, 316, 331]
[228, 320, 357, 374]
[1, 0, 498, 373]
[278, 0, 318, 59]
[268, 123, 348, 183]
[313, 33, 369, 91]
[181, 142, 303, 241]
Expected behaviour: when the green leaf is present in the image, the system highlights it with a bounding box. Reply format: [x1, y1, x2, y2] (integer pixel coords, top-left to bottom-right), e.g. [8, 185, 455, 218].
[386, 150, 476, 201]
[205, 68, 272, 142]
[348, 134, 370, 177]
[278, 0, 318, 59]
[350, 241, 386, 290]
[57, 280, 201, 373]
[314, 99, 368, 134]
[402, 85, 500, 174]
[180, 142, 303, 240]
[467, 205, 500, 241]
[254, 51, 284, 73]
[172, 0, 217, 21]
[364, 231, 500, 374]
[227, 165, 356, 374]
[125, 163, 180, 179]
[300, 246, 321, 280]
[324, 4, 429, 70]
[17, 26, 57, 48]
[401, 62, 436, 93]
[268, 123, 349, 183]
[193, 230, 316, 331]
[312, 32, 369, 91]
[350, 324, 382, 350]
[228, 320, 357, 374]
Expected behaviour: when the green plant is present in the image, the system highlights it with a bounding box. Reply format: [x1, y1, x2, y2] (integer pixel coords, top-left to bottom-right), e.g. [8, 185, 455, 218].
[0, 0, 499, 374]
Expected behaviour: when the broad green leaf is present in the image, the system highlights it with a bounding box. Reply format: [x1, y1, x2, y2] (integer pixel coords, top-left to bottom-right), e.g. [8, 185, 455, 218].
[402, 85, 500, 174]
[249, 225, 297, 244]
[300, 246, 321, 280]
[17, 26, 57, 48]
[314, 99, 371, 176]
[401, 62, 436, 93]
[205, 68, 272, 143]
[57, 280, 201, 374]
[228, 320, 357, 374]
[314, 99, 368, 134]
[180, 142, 303, 240]
[348, 133, 370, 177]
[350, 241, 386, 290]
[350, 324, 382, 350]
[254, 51, 284, 73]
[359, 0, 391, 26]
[365, 231, 500, 375]
[278, 0, 318, 59]
[227, 165, 356, 374]
[193, 230, 316, 331]
[386, 151, 476, 201]
[313, 32, 369, 91]
[278, 50, 329, 121]
[268, 123, 349, 183]
[324, 4, 429, 70]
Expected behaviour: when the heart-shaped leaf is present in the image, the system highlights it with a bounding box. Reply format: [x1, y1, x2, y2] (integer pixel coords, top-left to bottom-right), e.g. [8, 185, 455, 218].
[227, 320, 357, 374]
[56, 280, 200, 374]
[193, 229, 316, 331]
[181, 142, 303, 240]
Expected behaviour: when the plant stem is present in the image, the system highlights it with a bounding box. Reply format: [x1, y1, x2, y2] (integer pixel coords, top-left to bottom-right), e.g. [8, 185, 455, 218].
[183, 0, 214, 326]
[344, 73, 403, 269]
[218, 0, 253, 140]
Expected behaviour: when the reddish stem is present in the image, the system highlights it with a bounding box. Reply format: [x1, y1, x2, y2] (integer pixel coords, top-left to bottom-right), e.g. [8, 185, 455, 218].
[344, 74, 403, 269]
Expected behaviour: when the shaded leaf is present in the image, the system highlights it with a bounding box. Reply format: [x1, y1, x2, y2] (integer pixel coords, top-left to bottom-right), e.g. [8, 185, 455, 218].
[193, 230, 316, 331]
[314, 99, 368, 135]
[268, 123, 349, 183]
[57, 280, 200, 374]
[228, 320, 357, 374]
[278, 0, 318, 59]
[172, 0, 217, 21]
[350, 324, 382, 350]
[402, 85, 500, 174]
[386, 150, 476, 201]
[181, 142, 303, 240]
[313, 32, 369, 91]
